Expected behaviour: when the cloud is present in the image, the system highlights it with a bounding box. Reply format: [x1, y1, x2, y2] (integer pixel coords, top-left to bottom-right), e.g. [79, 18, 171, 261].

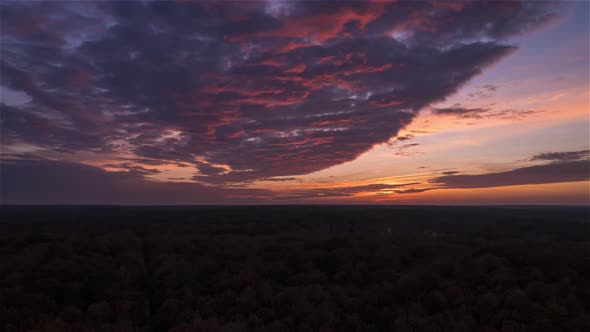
[433, 106, 489, 118]
[115, 157, 188, 168]
[102, 163, 162, 176]
[393, 188, 434, 194]
[260, 177, 300, 182]
[395, 134, 415, 142]
[1, 0, 563, 187]
[430, 160, 589, 189]
[276, 182, 420, 200]
[483, 84, 498, 92]
[432, 106, 540, 120]
[466, 84, 499, 98]
[529, 150, 590, 162]
[392, 143, 422, 156]
[0, 159, 270, 205]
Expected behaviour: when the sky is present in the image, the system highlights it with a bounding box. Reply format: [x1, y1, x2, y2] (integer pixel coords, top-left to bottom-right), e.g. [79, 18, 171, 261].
[1, 0, 588, 205]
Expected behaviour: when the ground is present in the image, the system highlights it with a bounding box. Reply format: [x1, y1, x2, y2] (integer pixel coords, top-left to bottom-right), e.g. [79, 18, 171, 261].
[1, 206, 589, 331]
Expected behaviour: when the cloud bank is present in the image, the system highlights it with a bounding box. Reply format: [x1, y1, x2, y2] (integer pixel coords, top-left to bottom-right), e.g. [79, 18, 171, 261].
[431, 160, 589, 189]
[0, 1, 568, 203]
[1, 1, 560, 182]
[0, 159, 270, 205]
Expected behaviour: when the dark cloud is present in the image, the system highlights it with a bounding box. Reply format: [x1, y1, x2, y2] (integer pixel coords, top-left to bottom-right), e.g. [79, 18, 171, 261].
[392, 143, 421, 156]
[115, 157, 188, 168]
[489, 109, 540, 120]
[1, 0, 564, 189]
[0, 159, 270, 205]
[393, 188, 434, 194]
[432, 106, 540, 120]
[430, 160, 589, 189]
[529, 150, 590, 162]
[260, 177, 300, 182]
[483, 84, 498, 92]
[399, 143, 420, 148]
[394, 134, 415, 142]
[0, 103, 105, 152]
[276, 182, 420, 200]
[467, 84, 499, 98]
[366, 1, 559, 46]
[441, 171, 460, 176]
[195, 162, 228, 177]
[102, 163, 162, 176]
[433, 106, 490, 117]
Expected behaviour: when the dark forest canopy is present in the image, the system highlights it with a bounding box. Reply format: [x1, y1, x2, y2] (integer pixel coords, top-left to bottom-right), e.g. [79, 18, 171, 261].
[1, 206, 589, 331]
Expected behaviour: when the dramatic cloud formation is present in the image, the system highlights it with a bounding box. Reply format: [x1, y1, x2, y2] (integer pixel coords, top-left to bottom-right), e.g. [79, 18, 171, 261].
[1, 0, 560, 190]
[5, 1, 584, 205]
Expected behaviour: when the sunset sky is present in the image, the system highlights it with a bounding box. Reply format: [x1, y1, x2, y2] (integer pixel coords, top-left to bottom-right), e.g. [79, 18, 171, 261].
[1, 0, 589, 205]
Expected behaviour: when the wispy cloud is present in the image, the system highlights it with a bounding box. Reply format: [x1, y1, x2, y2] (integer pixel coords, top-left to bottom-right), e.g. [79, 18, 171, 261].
[529, 150, 589, 162]
[432, 106, 541, 120]
[275, 182, 420, 200]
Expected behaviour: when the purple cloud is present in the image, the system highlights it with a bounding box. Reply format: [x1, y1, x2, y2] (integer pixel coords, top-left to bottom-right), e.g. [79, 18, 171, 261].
[1, 0, 563, 190]
[430, 160, 589, 189]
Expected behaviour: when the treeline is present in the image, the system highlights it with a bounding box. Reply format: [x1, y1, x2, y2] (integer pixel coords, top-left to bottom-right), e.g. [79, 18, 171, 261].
[0, 206, 589, 331]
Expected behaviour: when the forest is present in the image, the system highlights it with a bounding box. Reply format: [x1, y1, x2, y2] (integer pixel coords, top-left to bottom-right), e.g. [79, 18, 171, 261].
[1, 205, 589, 332]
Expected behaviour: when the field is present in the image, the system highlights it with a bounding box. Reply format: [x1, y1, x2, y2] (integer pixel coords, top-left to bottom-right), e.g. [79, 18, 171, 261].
[1, 206, 589, 331]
